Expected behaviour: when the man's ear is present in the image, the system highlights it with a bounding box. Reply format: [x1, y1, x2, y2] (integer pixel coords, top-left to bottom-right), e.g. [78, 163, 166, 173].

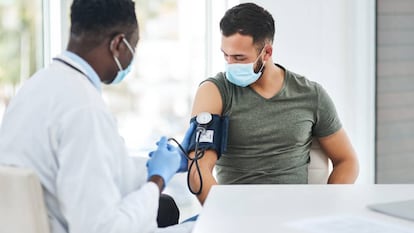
[264, 44, 273, 59]
[109, 34, 125, 58]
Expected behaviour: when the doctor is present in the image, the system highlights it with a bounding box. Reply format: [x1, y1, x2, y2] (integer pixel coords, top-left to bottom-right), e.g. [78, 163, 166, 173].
[0, 0, 193, 233]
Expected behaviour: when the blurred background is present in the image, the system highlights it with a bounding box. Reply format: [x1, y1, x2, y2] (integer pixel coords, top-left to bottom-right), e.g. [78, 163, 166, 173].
[1, 0, 414, 221]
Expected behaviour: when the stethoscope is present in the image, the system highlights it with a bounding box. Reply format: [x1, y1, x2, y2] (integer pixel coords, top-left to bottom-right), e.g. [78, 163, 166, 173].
[53, 57, 101, 89]
[169, 112, 213, 195]
[53, 57, 88, 78]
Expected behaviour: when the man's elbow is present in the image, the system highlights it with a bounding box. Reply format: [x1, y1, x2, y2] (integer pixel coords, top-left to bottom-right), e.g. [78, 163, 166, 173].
[329, 156, 360, 184]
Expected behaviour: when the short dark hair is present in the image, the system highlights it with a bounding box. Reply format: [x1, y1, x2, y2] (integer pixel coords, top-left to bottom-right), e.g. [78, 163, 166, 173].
[220, 3, 275, 48]
[70, 0, 138, 42]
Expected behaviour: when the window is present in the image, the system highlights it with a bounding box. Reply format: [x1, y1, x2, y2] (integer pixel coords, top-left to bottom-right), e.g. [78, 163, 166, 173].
[0, 0, 43, 122]
[0, 0, 239, 220]
[0, 0, 239, 154]
[105, 0, 207, 154]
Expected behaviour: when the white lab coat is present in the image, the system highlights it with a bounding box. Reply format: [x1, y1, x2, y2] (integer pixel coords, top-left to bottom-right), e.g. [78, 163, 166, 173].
[0, 54, 193, 233]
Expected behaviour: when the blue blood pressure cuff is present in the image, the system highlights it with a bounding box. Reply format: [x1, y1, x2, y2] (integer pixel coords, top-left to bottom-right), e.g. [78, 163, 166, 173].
[188, 113, 229, 159]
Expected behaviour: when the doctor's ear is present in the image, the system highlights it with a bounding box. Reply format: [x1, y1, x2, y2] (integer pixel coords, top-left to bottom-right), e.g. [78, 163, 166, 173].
[109, 34, 126, 57]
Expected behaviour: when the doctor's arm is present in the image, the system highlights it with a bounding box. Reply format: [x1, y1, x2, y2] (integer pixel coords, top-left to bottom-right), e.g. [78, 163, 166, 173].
[57, 108, 162, 233]
[147, 136, 181, 192]
[188, 81, 223, 205]
[318, 128, 359, 183]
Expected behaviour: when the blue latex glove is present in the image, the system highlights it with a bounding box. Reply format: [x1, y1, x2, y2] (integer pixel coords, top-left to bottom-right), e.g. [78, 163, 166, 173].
[182, 214, 199, 223]
[176, 122, 196, 172]
[147, 136, 181, 187]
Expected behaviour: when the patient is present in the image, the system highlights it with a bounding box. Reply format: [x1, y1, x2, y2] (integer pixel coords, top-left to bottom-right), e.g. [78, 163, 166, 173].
[187, 2, 359, 204]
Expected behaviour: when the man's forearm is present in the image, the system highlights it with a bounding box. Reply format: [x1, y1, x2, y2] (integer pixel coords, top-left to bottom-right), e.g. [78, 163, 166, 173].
[188, 150, 218, 205]
[328, 160, 359, 184]
[189, 170, 217, 204]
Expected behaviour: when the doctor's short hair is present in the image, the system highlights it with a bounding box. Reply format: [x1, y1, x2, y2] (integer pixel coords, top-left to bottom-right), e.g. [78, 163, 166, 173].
[70, 0, 138, 42]
[220, 2, 275, 50]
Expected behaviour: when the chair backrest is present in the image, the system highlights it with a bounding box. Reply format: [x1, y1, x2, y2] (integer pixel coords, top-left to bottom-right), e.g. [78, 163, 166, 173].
[0, 165, 50, 233]
[308, 139, 331, 184]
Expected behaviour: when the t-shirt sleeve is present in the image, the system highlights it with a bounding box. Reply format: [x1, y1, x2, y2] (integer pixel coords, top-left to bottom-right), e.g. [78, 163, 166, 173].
[312, 83, 342, 137]
[203, 72, 232, 115]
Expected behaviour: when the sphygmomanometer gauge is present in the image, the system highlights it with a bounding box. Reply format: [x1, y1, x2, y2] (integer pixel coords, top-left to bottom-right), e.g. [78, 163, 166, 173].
[196, 112, 212, 125]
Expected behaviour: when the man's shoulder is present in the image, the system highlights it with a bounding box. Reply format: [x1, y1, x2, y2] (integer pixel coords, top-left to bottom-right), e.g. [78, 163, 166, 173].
[201, 72, 230, 91]
[283, 66, 321, 92]
[205, 72, 226, 83]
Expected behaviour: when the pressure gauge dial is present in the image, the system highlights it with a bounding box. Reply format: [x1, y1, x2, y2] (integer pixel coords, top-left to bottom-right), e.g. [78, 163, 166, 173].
[196, 112, 213, 125]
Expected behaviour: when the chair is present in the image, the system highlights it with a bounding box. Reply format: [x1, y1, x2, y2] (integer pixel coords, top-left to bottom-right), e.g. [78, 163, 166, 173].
[0, 165, 50, 233]
[308, 139, 331, 184]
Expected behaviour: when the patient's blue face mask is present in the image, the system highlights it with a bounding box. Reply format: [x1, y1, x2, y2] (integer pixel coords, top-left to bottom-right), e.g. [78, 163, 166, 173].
[111, 38, 135, 85]
[224, 48, 265, 87]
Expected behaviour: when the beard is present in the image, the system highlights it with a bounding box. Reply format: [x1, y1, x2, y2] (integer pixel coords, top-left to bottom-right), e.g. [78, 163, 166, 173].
[254, 58, 265, 74]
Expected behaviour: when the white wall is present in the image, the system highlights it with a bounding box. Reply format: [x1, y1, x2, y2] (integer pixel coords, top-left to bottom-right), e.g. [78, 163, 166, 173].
[241, 0, 376, 184]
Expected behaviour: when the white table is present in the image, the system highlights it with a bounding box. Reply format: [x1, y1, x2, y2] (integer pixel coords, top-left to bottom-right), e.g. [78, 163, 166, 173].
[192, 184, 414, 233]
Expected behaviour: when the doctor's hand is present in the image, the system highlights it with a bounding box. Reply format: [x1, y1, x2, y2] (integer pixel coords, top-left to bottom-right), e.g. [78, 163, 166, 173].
[176, 122, 196, 172]
[147, 136, 181, 189]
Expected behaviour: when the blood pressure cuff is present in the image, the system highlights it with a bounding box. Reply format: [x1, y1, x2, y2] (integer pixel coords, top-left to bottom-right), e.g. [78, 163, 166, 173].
[188, 114, 229, 159]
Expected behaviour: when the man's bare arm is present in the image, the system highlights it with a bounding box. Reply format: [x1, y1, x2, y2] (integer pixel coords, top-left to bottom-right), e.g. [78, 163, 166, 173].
[318, 128, 359, 183]
[188, 81, 223, 204]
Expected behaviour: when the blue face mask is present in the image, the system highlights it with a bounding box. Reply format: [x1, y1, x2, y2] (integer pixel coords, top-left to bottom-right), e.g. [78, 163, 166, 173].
[111, 38, 135, 85]
[224, 50, 265, 87]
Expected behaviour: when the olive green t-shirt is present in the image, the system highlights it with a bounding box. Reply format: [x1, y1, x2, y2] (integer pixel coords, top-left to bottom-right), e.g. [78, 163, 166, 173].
[205, 64, 342, 184]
